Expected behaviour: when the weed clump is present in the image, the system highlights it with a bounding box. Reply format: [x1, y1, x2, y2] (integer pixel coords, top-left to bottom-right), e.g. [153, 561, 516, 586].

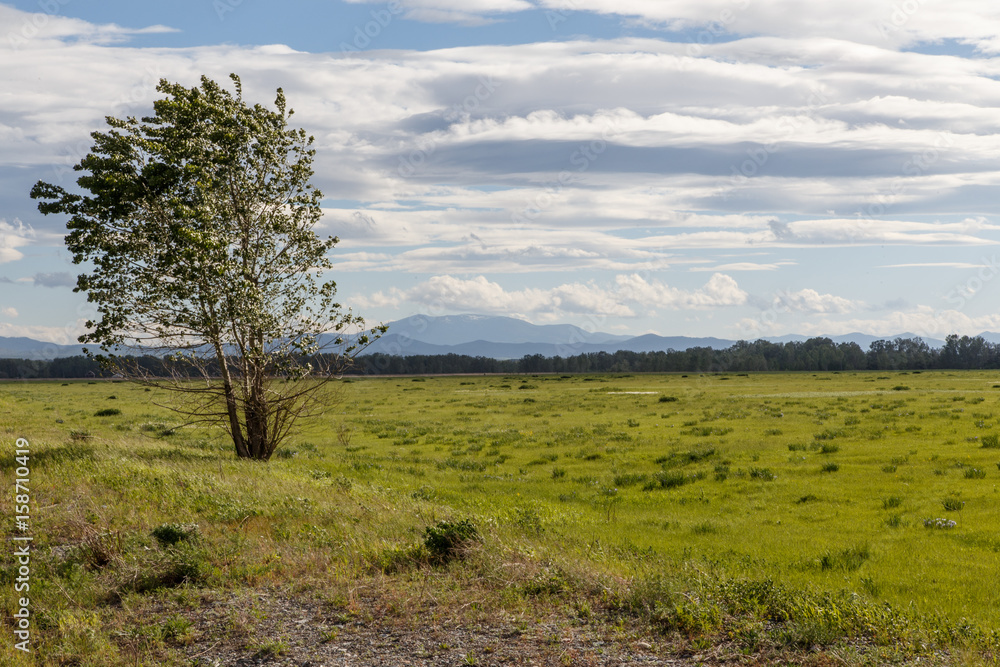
[882, 496, 903, 510]
[819, 544, 870, 571]
[643, 470, 704, 490]
[424, 519, 480, 563]
[151, 523, 200, 547]
[942, 498, 965, 511]
[94, 408, 122, 417]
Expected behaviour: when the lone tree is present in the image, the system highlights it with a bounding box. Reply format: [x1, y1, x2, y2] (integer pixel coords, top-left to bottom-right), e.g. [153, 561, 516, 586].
[32, 74, 383, 460]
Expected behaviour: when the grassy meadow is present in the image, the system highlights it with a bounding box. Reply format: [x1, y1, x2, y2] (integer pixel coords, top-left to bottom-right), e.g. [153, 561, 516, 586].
[3, 370, 1000, 664]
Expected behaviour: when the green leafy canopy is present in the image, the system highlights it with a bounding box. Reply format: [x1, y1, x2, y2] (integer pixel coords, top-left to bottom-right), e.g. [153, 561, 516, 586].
[31, 73, 384, 459]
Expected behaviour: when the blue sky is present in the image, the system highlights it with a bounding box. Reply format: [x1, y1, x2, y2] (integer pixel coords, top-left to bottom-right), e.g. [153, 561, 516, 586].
[3, 0, 1000, 345]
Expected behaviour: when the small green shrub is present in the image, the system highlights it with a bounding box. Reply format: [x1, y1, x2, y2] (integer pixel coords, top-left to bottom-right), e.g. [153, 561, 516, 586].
[658, 396, 678, 403]
[964, 468, 986, 479]
[643, 470, 703, 490]
[423, 519, 480, 563]
[94, 408, 122, 417]
[942, 498, 965, 511]
[152, 523, 199, 547]
[820, 544, 870, 571]
[819, 443, 840, 454]
[613, 472, 648, 487]
[749, 467, 776, 481]
[882, 496, 903, 510]
[981, 434, 999, 449]
[821, 462, 840, 473]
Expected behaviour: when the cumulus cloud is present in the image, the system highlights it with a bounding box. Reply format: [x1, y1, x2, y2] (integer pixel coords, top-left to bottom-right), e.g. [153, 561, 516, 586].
[358, 272, 749, 318]
[793, 306, 1000, 339]
[359, 275, 634, 317]
[0, 321, 88, 344]
[615, 272, 748, 308]
[1, 307, 17, 318]
[0, 219, 35, 264]
[772, 288, 857, 314]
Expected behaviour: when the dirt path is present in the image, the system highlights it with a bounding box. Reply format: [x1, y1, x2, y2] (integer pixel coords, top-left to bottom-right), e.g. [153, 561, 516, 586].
[177, 592, 695, 666]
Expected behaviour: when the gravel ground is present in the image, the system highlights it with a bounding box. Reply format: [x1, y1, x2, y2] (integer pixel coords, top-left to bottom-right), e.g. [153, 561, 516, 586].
[178, 591, 698, 667]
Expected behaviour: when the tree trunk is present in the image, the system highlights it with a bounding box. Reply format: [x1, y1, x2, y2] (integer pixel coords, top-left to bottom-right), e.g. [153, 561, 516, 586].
[213, 339, 250, 459]
[245, 375, 271, 459]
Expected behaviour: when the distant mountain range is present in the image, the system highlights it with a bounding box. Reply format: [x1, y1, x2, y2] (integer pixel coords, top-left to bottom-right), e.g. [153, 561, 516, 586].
[0, 336, 89, 360]
[355, 315, 952, 359]
[5, 314, 993, 361]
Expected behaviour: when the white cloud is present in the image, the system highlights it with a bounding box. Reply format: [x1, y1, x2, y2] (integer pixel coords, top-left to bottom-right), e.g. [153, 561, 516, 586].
[616, 272, 748, 309]
[344, 0, 532, 25]
[794, 306, 1000, 338]
[0, 219, 35, 264]
[1, 307, 18, 318]
[357, 272, 749, 318]
[371, 274, 634, 317]
[0, 320, 87, 344]
[773, 288, 857, 314]
[879, 262, 985, 269]
[691, 261, 795, 271]
[533, 0, 1000, 51]
[0, 5, 176, 47]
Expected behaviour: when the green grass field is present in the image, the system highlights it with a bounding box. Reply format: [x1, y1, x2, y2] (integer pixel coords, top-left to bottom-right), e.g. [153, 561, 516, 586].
[3, 370, 1000, 664]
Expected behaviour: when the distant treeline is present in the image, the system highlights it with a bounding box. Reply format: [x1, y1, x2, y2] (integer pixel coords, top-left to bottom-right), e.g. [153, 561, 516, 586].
[3, 334, 1000, 379]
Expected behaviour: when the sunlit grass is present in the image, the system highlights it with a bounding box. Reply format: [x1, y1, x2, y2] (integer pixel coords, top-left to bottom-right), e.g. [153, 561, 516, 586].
[3, 370, 1000, 664]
